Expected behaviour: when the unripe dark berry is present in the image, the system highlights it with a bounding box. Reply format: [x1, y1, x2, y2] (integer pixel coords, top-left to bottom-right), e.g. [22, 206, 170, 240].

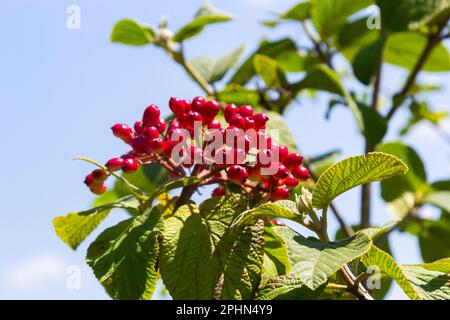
[227, 165, 248, 184]
[283, 153, 303, 170]
[84, 173, 95, 186]
[132, 136, 150, 154]
[291, 165, 309, 181]
[143, 126, 159, 139]
[105, 158, 124, 172]
[142, 104, 160, 126]
[111, 124, 134, 144]
[224, 104, 239, 122]
[212, 186, 226, 197]
[169, 97, 188, 116]
[149, 138, 165, 154]
[92, 169, 107, 181]
[270, 186, 290, 201]
[90, 183, 107, 195]
[239, 105, 254, 117]
[122, 158, 139, 174]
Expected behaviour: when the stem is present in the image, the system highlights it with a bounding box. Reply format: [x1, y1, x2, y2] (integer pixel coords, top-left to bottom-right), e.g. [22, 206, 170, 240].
[301, 21, 333, 69]
[385, 21, 449, 121]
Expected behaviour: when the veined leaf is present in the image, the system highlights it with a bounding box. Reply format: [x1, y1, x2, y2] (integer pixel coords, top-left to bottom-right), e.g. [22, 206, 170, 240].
[173, 2, 233, 42]
[190, 45, 245, 83]
[231, 200, 303, 228]
[312, 152, 408, 209]
[86, 207, 162, 300]
[160, 195, 265, 300]
[261, 225, 291, 285]
[253, 55, 288, 88]
[275, 226, 372, 290]
[111, 19, 155, 46]
[53, 195, 139, 250]
[255, 275, 325, 300]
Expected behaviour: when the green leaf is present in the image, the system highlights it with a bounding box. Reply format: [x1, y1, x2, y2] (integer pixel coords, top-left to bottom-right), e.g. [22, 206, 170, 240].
[53, 195, 140, 250]
[308, 149, 342, 178]
[312, 152, 408, 209]
[217, 84, 261, 106]
[352, 38, 385, 85]
[173, 2, 233, 42]
[358, 103, 388, 146]
[232, 200, 303, 228]
[190, 45, 245, 83]
[253, 55, 288, 88]
[386, 32, 450, 72]
[423, 191, 450, 212]
[262, 225, 291, 284]
[266, 111, 298, 152]
[280, 2, 311, 21]
[311, 0, 374, 39]
[417, 219, 450, 263]
[111, 19, 155, 46]
[362, 246, 450, 299]
[148, 177, 202, 204]
[255, 276, 325, 300]
[229, 38, 297, 85]
[86, 207, 162, 300]
[401, 101, 448, 135]
[376, 142, 430, 202]
[275, 226, 372, 290]
[377, 0, 450, 32]
[115, 164, 169, 198]
[160, 195, 265, 300]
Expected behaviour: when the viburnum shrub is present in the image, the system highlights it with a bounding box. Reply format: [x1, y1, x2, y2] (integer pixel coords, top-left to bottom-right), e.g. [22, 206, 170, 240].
[54, 1, 450, 301]
[83, 97, 309, 203]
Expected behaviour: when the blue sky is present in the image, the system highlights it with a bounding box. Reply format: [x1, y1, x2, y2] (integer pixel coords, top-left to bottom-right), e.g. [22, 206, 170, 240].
[0, 0, 449, 300]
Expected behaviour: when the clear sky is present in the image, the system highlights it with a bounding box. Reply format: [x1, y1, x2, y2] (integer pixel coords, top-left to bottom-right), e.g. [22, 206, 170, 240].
[0, 0, 449, 300]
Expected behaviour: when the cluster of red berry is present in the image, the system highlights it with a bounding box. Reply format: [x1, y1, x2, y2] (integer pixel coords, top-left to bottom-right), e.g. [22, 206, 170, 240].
[83, 97, 309, 201]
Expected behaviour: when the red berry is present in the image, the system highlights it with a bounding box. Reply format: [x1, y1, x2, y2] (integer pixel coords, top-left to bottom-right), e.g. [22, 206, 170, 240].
[227, 165, 248, 184]
[275, 163, 289, 179]
[149, 138, 165, 154]
[270, 186, 290, 201]
[84, 173, 95, 186]
[230, 148, 246, 165]
[284, 174, 299, 188]
[291, 165, 309, 180]
[224, 104, 239, 122]
[111, 124, 134, 144]
[229, 114, 246, 129]
[90, 183, 107, 195]
[212, 186, 226, 197]
[105, 158, 124, 172]
[201, 100, 221, 122]
[169, 97, 188, 116]
[271, 219, 285, 226]
[279, 145, 289, 162]
[122, 158, 139, 173]
[134, 121, 143, 135]
[191, 96, 206, 113]
[185, 111, 203, 129]
[239, 105, 254, 117]
[142, 104, 160, 126]
[208, 119, 222, 129]
[143, 126, 159, 139]
[244, 117, 255, 130]
[256, 149, 273, 167]
[156, 118, 166, 133]
[92, 169, 107, 181]
[283, 153, 303, 170]
[253, 113, 269, 129]
[132, 136, 150, 154]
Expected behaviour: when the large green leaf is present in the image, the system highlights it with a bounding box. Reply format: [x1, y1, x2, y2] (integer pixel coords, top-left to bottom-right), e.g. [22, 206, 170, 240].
[358, 103, 388, 146]
[377, 0, 450, 32]
[253, 55, 288, 89]
[86, 207, 162, 300]
[417, 219, 450, 263]
[217, 84, 260, 106]
[262, 225, 291, 285]
[173, 2, 233, 42]
[280, 2, 311, 22]
[190, 45, 245, 83]
[362, 246, 450, 299]
[160, 195, 265, 300]
[255, 275, 325, 300]
[111, 19, 155, 46]
[385, 32, 450, 72]
[229, 38, 297, 85]
[275, 226, 372, 290]
[311, 0, 374, 38]
[53, 194, 140, 250]
[352, 38, 385, 85]
[232, 200, 303, 228]
[312, 152, 408, 209]
[376, 142, 430, 202]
